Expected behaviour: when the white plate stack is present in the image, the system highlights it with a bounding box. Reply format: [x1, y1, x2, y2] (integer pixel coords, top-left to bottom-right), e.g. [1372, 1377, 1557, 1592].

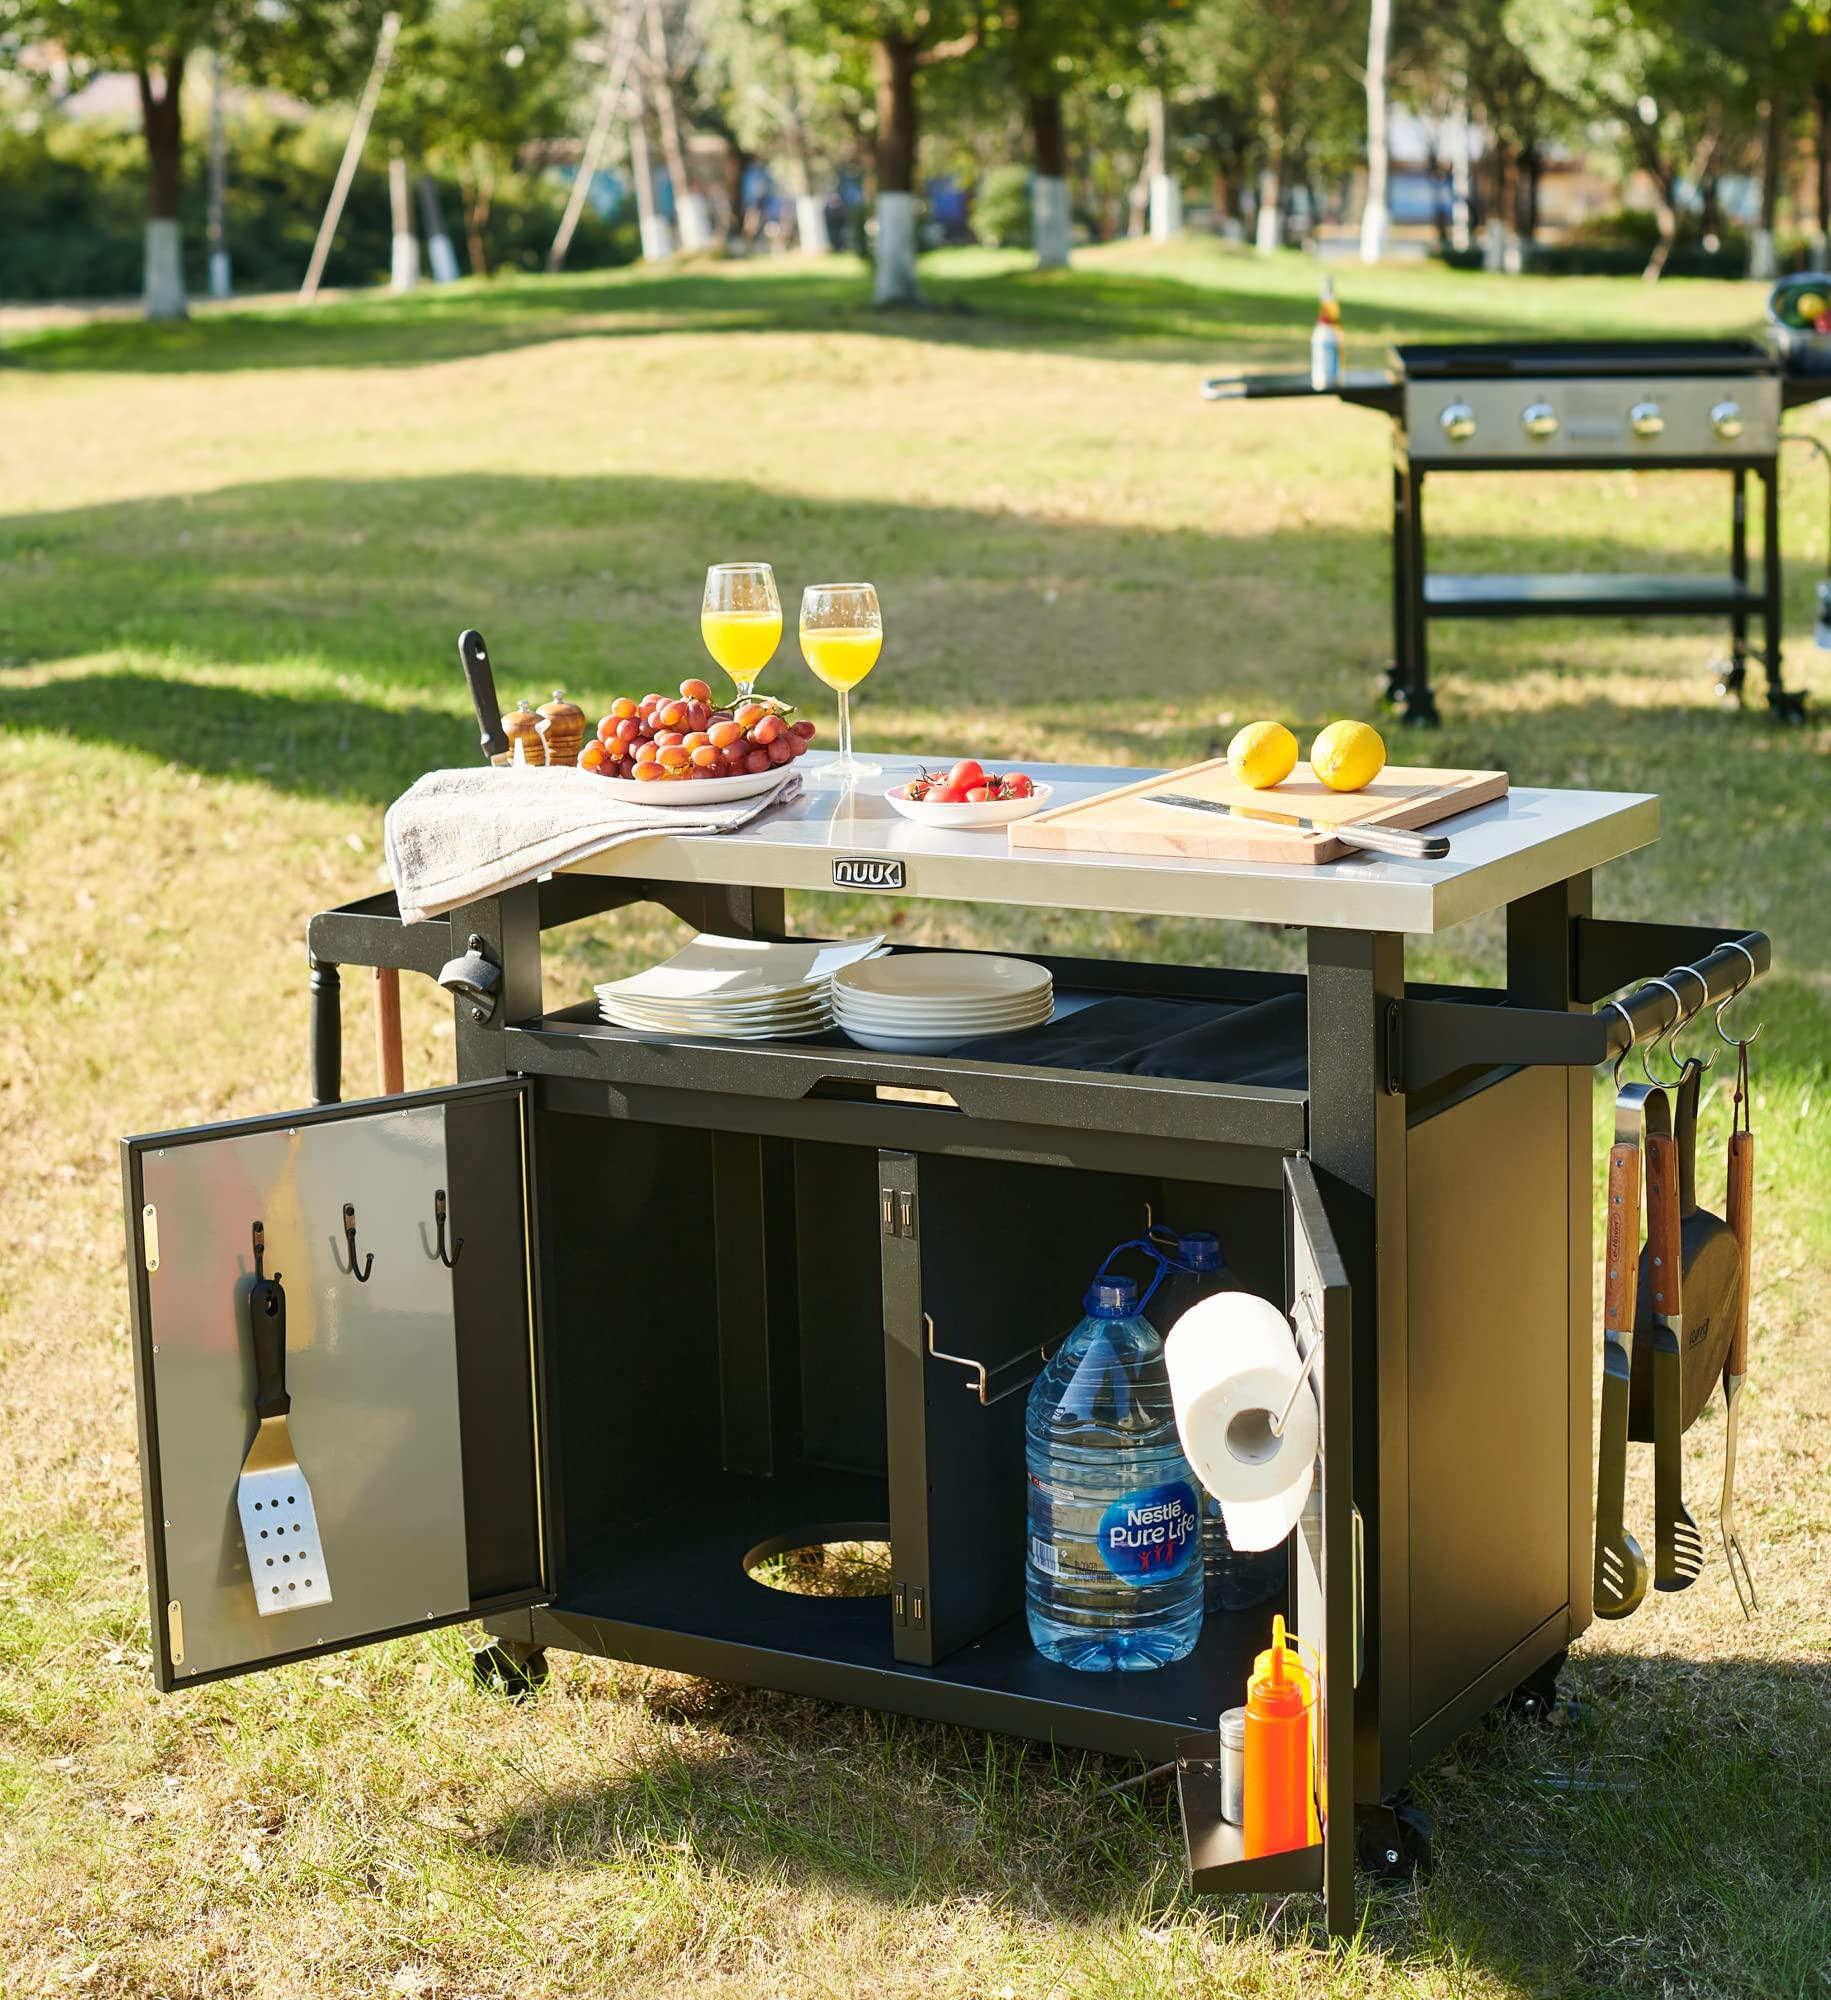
[832, 952, 1054, 1053]
[596, 933, 885, 1039]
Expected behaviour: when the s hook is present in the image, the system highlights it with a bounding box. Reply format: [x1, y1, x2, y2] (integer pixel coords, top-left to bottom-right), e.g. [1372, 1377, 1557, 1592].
[342, 1202, 374, 1282]
[1639, 977, 1691, 1088]
[1714, 941, 1764, 1052]
[1603, 999, 1635, 1086]
[434, 1188, 462, 1270]
[1664, 964, 1717, 1072]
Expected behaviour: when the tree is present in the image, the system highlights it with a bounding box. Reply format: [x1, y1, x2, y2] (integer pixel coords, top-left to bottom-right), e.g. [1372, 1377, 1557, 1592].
[381, 0, 584, 276]
[33, 0, 412, 317]
[1359, 0, 1391, 260]
[791, 0, 978, 303]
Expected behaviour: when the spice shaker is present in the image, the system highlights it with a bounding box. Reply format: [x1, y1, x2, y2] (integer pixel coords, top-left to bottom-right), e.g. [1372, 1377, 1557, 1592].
[502, 699, 546, 767]
[537, 691, 586, 768]
[1218, 1706, 1247, 1826]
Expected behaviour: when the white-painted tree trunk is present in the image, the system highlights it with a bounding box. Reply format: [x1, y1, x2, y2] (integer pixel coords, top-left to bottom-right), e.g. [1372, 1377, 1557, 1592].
[640, 213, 677, 259]
[676, 191, 714, 251]
[874, 189, 919, 304]
[1254, 170, 1281, 254]
[1033, 174, 1070, 268]
[1359, 0, 1392, 264]
[206, 51, 230, 298]
[389, 155, 419, 291]
[1149, 174, 1182, 242]
[1450, 104, 1473, 252]
[795, 194, 831, 253]
[143, 218, 187, 319]
[1749, 228, 1778, 281]
[427, 232, 460, 282]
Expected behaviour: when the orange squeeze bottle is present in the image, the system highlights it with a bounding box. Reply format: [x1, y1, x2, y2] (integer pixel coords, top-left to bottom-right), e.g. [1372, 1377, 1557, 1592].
[1242, 1614, 1314, 1858]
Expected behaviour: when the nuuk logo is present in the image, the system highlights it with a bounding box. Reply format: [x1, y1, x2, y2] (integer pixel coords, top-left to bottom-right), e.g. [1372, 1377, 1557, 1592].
[833, 857, 905, 891]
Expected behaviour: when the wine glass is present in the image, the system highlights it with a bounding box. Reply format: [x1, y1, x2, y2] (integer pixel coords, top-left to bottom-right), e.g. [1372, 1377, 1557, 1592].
[700, 562, 782, 702]
[799, 582, 882, 782]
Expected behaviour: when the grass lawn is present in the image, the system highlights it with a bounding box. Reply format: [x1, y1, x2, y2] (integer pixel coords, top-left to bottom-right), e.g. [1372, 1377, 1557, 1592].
[2, 241, 1827, 1998]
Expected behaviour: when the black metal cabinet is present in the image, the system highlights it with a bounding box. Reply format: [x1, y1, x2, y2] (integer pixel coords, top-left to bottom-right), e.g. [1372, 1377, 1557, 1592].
[122, 842, 1770, 1941]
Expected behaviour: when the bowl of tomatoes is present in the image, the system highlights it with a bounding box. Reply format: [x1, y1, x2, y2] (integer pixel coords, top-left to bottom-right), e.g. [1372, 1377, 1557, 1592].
[884, 759, 1053, 829]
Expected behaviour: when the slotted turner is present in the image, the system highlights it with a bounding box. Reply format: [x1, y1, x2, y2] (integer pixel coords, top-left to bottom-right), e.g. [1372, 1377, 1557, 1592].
[1595, 1087, 1650, 1619]
[1646, 1134, 1706, 1592]
[236, 1223, 333, 1616]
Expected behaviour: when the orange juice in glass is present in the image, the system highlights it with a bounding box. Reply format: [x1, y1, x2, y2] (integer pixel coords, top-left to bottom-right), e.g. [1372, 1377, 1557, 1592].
[700, 562, 782, 699]
[799, 582, 882, 781]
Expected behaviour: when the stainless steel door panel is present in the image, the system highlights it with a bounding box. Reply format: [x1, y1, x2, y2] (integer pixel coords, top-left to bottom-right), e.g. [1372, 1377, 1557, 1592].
[139, 1102, 471, 1678]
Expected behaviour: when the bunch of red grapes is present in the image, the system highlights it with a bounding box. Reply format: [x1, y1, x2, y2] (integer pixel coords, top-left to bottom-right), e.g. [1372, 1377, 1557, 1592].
[580, 678, 816, 781]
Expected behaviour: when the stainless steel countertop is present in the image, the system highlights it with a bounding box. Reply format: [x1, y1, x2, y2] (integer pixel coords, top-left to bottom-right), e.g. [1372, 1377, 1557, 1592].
[559, 754, 1659, 935]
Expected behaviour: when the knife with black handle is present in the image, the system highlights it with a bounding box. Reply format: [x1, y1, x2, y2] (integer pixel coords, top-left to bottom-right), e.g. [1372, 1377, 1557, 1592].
[1145, 792, 1450, 860]
[458, 628, 511, 765]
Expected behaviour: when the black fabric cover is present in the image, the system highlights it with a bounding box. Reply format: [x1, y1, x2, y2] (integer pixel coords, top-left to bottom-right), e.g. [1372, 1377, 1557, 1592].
[951, 993, 1309, 1090]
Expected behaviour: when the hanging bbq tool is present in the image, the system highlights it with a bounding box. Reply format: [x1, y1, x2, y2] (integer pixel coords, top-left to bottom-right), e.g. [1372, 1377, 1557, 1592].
[458, 628, 512, 766]
[1719, 955, 1762, 1620]
[1629, 982, 1740, 1442]
[235, 1224, 334, 1615]
[1595, 1030, 1657, 1620]
[1645, 1121, 1706, 1593]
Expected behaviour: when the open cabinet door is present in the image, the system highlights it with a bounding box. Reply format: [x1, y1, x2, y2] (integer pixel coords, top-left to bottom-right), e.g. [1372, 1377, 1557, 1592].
[122, 1079, 543, 1690]
[1178, 1153, 1356, 1936]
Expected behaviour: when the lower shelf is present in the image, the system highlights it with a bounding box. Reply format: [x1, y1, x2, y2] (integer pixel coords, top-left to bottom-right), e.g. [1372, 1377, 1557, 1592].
[1177, 1732, 1324, 1894]
[1424, 571, 1766, 619]
[532, 1467, 1271, 1759]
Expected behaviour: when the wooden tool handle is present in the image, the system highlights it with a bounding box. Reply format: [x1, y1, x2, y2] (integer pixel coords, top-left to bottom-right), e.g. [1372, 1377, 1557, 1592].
[374, 966, 404, 1096]
[1604, 1143, 1640, 1335]
[1645, 1133, 1681, 1319]
[1726, 1128, 1754, 1377]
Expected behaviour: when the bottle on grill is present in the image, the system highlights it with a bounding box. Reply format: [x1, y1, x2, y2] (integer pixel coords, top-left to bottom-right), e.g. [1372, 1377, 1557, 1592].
[1310, 278, 1343, 392]
[1025, 1243, 1203, 1672]
[1148, 1228, 1288, 1614]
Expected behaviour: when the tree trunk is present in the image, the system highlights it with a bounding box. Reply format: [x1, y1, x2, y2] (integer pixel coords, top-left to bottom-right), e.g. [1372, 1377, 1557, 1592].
[872, 35, 920, 302]
[1359, 0, 1392, 263]
[206, 50, 229, 299]
[1147, 88, 1180, 240]
[1449, 94, 1473, 249]
[389, 153, 419, 291]
[459, 155, 495, 276]
[1815, 83, 1831, 261]
[722, 141, 752, 247]
[137, 56, 188, 319]
[1254, 84, 1284, 253]
[1750, 95, 1785, 281]
[1644, 172, 1679, 282]
[644, 0, 709, 250]
[1517, 141, 1541, 243]
[419, 175, 460, 282]
[1029, 91, 1070, 268]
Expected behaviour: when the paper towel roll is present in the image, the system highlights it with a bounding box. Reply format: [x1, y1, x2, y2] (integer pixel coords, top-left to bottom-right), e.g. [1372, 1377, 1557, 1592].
[1164, 1292, 1317, 1553]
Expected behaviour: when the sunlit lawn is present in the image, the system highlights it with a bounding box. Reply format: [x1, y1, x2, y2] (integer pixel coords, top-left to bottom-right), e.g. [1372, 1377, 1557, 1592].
[1, 240, 1826, 1997]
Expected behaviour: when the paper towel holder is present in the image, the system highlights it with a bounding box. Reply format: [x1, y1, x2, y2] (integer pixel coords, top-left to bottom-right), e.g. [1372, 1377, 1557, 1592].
[1268, 1290, 1324, 1440]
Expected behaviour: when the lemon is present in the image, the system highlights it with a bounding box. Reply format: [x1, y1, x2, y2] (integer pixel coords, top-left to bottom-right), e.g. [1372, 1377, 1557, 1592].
[1799, 291, 1827, 321]
[1227, 720, 1299, 791]
[1309, 719, 1387, 793]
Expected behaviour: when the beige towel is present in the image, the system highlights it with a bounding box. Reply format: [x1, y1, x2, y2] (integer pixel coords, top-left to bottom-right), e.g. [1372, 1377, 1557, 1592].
[385, 766, 802, 924]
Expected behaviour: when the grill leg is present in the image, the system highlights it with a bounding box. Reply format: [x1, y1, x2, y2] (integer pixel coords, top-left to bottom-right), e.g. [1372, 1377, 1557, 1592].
[309, 958, 341, 1106]
[1760, 465, 1807, 721]
[1401, 463, 1439, 727]
[1385, 462, 1410, 707]
[1718, 468, 1749, 701]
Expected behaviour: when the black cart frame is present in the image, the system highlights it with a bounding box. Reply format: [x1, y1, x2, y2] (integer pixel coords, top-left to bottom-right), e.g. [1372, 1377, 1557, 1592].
[120, 758, 1772, 1936]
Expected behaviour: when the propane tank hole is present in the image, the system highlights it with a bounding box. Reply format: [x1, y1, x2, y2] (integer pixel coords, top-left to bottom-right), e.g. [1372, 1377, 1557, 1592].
[742, 1523, 893, 1599]
[1226, 1406, 1279, 1466]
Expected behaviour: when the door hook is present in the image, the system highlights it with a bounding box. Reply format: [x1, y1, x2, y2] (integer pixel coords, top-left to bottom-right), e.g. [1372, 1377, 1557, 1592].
[342, 1202, 374, 1282]
[434, 1188, 462, 1269]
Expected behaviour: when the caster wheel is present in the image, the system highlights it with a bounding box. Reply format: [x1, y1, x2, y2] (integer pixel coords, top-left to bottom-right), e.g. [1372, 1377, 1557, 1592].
[1399, 696, 1442, 729]
[1767, 688, 1808, 724]
[1380, 664, 1408, 708]
[1713, 658, 1747, 701]
[472, 1642, 549, 1700]
[1356, 1797, 1434, 1882]
[1500, 1648, 1568, 1725]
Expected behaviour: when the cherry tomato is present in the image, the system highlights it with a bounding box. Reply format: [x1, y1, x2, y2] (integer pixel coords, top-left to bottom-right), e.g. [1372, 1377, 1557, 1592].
[947, 759, 985, 790]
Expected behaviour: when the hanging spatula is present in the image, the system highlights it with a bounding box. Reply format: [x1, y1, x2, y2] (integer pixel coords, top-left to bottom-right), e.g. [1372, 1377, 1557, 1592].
[1645, 1133, 1705, 1593]
[1721, 1050, 1759, 1620]
[236, 1223, 334, 1616]
[1595, 1086, 1651, 1619]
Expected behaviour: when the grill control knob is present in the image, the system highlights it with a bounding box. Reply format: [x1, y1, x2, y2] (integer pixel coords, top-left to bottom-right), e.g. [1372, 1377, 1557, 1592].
[1711, 399, 1745, 440]
[1521, 400, 1559, 441]
[1440, 401, 1477, 442]
[1628, 400, 1665, 440]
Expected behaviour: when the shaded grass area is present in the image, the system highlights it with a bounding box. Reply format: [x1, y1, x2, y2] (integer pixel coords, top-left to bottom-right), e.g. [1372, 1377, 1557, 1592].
[1, 246, 1828, 1997]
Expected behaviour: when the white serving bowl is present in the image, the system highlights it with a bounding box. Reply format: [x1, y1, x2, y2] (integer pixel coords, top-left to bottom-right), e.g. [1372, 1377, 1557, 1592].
[587, 767, 795, 806]
[883, 782, 1053, 830]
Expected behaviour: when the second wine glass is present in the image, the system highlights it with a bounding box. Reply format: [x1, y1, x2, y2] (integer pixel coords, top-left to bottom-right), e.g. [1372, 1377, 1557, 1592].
[799, 583, 882, 782]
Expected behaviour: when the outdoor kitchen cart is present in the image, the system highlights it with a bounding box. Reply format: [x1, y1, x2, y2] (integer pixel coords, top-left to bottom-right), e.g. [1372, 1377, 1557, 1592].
[120, 760, 1772, 1936]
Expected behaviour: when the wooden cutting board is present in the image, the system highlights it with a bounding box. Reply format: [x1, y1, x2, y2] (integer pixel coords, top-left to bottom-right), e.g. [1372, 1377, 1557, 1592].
[1008, 758, 1508, 865]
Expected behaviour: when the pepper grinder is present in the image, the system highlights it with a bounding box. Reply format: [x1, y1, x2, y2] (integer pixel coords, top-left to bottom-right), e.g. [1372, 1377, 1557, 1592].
[537, 691, 586, 768]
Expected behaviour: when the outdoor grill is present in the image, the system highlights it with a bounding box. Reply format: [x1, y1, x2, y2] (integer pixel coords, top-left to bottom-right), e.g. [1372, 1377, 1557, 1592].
[1206, 335, 1821, 724]
[118, 756, 1773, 1936]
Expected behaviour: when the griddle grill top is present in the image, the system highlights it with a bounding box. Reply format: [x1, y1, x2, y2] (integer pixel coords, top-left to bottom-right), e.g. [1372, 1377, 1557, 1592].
[1391, 339, 1777, 379]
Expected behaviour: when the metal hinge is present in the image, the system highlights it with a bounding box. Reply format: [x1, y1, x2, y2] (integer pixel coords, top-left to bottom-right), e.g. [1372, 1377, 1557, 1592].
[167, 1599, 185, 1668]
[880, 1186, 916, 1239]
[142, 1203, 160, 1272]
[1351, 1506, 1366, 1688]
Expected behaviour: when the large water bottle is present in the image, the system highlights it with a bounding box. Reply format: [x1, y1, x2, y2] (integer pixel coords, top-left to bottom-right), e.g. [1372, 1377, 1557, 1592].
[1025, 1245, 1204, 1672]
[1149, 1228, 1288, 1615]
